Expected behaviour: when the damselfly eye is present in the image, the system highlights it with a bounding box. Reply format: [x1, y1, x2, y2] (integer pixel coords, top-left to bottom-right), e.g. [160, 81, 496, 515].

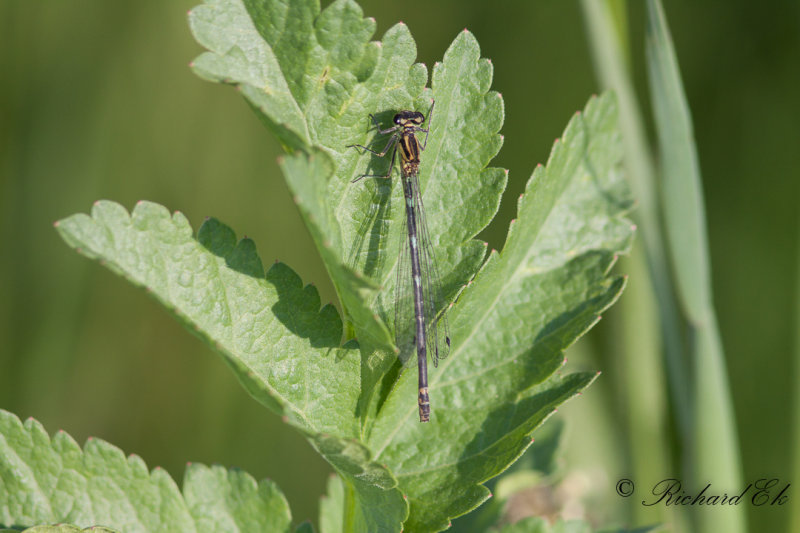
[393, 114, 403, 125]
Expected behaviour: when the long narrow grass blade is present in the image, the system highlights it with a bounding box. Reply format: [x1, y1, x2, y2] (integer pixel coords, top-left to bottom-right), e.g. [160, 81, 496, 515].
[579, 0, 689, 439]
[791, 224, 800, 533]
[579, 2, 684, 529]
[646, 1, 745, 532]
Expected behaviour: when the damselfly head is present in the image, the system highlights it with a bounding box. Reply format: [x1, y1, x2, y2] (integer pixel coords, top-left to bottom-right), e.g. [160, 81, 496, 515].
[394, 110, 425, 126]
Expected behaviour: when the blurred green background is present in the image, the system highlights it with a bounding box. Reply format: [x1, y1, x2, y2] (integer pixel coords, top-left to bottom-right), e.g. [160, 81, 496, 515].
[1, 1, 798, 532]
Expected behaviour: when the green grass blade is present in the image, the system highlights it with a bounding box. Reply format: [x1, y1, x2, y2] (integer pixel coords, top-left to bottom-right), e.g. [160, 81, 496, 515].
[646, 1, 710, 321]
[579, 0, 690, 437]
[645, 1, 745, 532]
[791, 223, 800, 533]
[579, 1, 685, 529]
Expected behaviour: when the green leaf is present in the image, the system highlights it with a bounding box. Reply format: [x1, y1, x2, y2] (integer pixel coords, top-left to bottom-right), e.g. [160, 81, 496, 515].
[14, 527, 118, 533]
[54, 202, 407, 532]
[363, 93, 632, 531]
[0, 409, 292, 532]
[504, 417, 564, 479]
[183, 463, 292, 532]
[9, 526, 118, 533]
[319, 475, 344, 533]
[452, 420, 564, 532]
[189, 0, 505, 420]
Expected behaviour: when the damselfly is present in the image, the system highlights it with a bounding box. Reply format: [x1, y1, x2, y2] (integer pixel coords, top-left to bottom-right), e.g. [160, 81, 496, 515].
[348, 101, 450, 422]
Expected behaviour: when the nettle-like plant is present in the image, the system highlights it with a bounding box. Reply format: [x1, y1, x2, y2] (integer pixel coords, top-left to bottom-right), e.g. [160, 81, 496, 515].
[1, 1, 637, 532]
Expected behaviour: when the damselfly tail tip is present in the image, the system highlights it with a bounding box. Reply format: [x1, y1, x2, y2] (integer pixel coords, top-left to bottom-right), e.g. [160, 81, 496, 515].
[418, 388, 430, 422]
